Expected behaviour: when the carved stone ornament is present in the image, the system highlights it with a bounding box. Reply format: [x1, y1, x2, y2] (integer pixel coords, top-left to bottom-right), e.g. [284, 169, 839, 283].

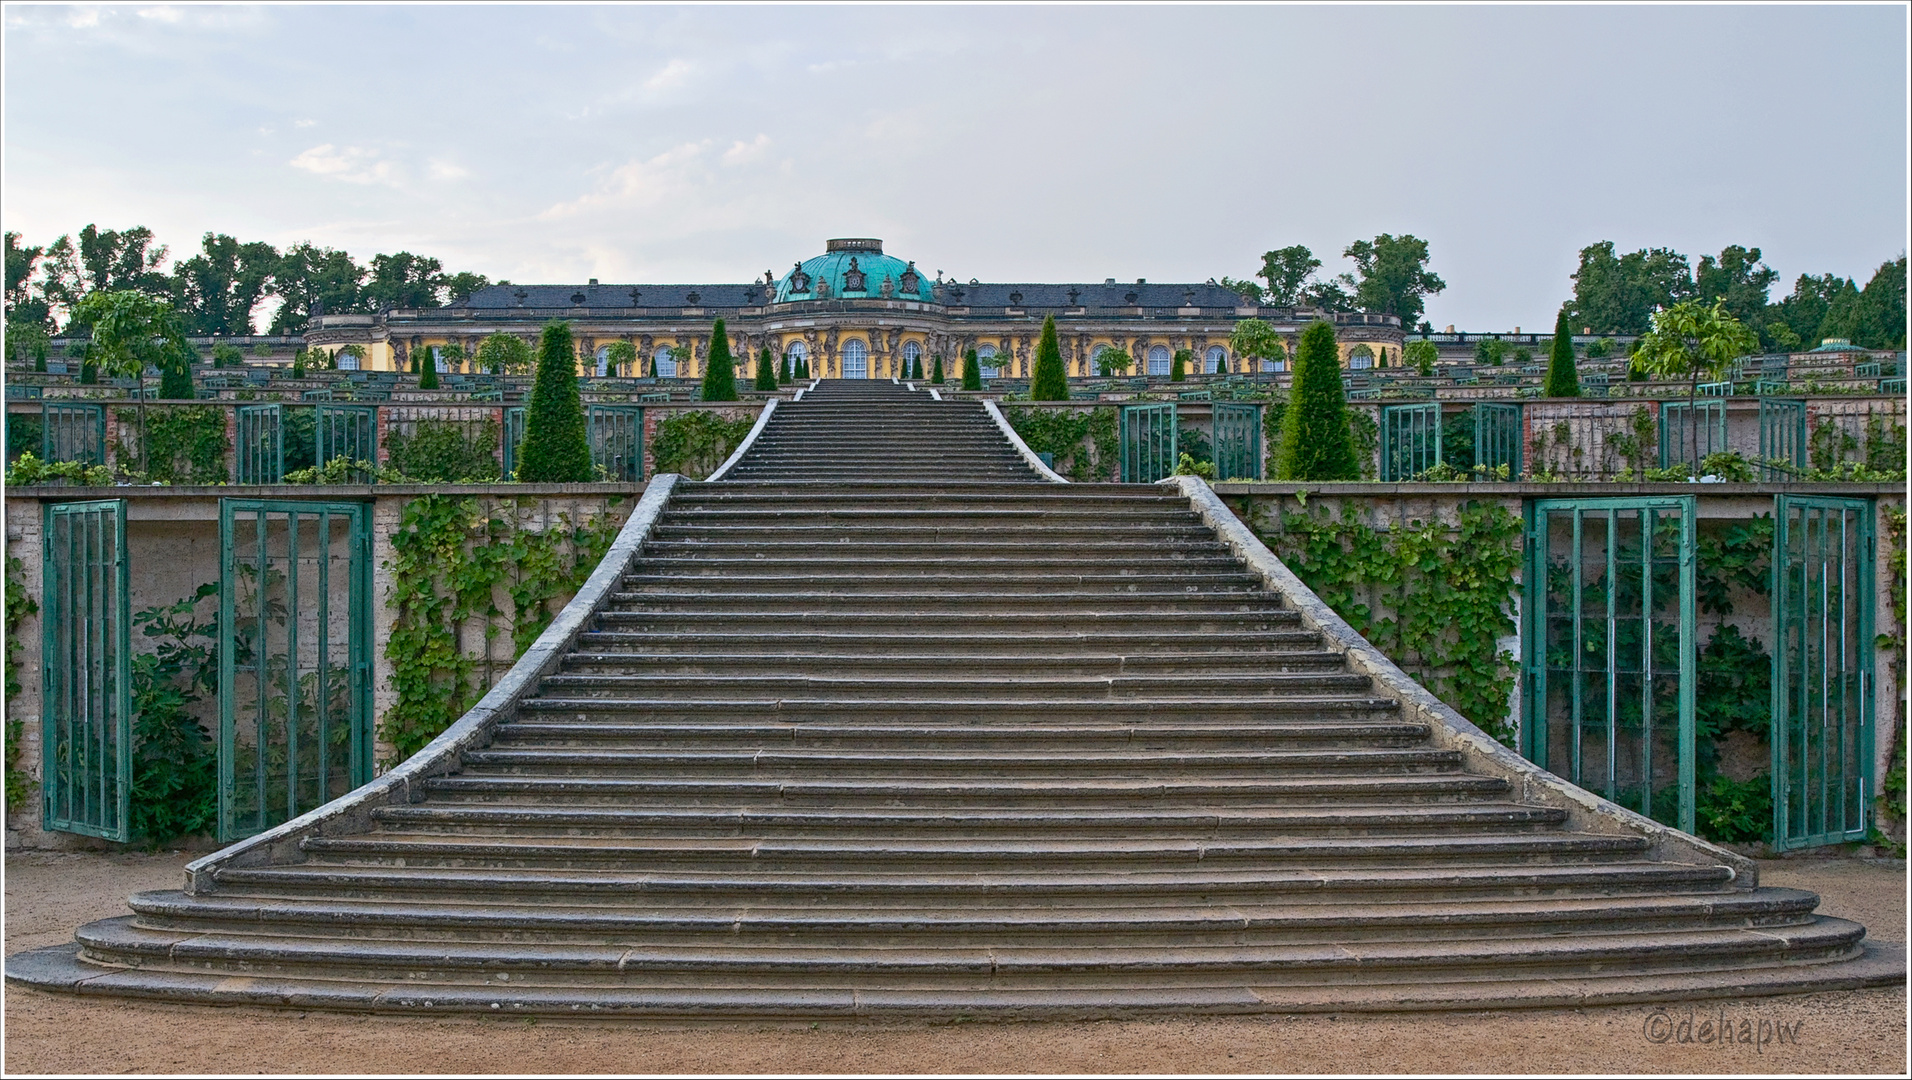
[843, 258, 866, 293]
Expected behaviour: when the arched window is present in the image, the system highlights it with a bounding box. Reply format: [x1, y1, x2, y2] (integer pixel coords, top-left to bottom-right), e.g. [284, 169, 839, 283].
[1148, 345, 1171, 376]
[595, 345, 611, 378]
[842, 338, 869, 379]
[1347, 344, 1375, 369]
[901, 340, 922, 372]
[977, 344, 1000, 379]
[1205, 345, 1228, 374]
[1261, 355, 1286, 374]
[653, 346, 678, 378]
[335, 349, 359, 371]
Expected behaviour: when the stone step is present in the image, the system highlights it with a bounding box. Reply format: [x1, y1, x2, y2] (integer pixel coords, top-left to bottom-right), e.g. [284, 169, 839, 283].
[555, 651, 1346, 675]
[450, 745, 1452, 777]
[590, 611, 1308, 633]
[529, 672, 1374, 701]
[487, 719, 1419, 752]
[571, 629, 1328, 656]
[511, 696, 1402, 722]
[615, 573, 1265, 595]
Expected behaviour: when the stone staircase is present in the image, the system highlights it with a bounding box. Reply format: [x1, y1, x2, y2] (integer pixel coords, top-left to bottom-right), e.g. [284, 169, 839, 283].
[7, 379, 1900, 1016]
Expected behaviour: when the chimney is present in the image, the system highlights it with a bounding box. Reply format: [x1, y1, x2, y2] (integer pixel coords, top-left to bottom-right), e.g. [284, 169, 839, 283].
[1444, 325, 1454, 333]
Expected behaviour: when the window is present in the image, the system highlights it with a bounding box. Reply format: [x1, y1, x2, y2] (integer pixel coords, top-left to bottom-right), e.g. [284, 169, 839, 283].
[977, 344, 1000, 379]
[1348, 344, 1375, 369]
[335, 350, 359, 371]
[1148, 345, 1170, 376]
[1205, 346, 1228, 374]
[901, 341, 922, 370]
[654, 347, 677, 378]
[429, 346, 449, 373]
[784, 341, 807, 365]
[595, 345, 611, 377]
[1261, 356, 1286, 373]
[843, 338, 868, 379]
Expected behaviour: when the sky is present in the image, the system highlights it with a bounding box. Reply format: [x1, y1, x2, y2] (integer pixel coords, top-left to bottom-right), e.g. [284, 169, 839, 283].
[3, 2, 1907, 330]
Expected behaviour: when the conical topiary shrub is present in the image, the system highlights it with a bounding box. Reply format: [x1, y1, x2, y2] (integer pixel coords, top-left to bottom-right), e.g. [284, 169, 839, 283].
[780, 351, 792, 384]
[1030, 316, 1069, 400]
[911, 352, 924, 381]
[755, 345, 778, 390]
[517, 322, 595, 482]
[962, 348, 982, 390]
[418, 349, 440, 389]
[931, 353, 944, 383]
[1170, 349, 1189, 382]
[1277, 320, 1360, 481]
[700, 319, 739, 402]
[1544, 307, 1581, 398]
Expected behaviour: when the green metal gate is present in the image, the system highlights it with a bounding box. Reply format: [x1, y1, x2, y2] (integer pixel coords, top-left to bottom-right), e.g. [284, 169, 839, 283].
[1772, 496, 1874, 849]
[1659, 400, 1728, 471]
[40, 500, 132, 840]
[1473, 402, 1522, 475]
[1119, 403, 1177, 483]
[503, 406, 527, 479]
[218, 499, 373, 841]
[315, 404, 378, 475]
[587, 405, 644, 483]
[236, 404, 284, 484]
[1524, 496, 1697, 833]
[1758, 399, 1807, 480]
[1380, 402, 1442, 481]
[40, 402, 105, 464]
[1212, 403, 1262, 481]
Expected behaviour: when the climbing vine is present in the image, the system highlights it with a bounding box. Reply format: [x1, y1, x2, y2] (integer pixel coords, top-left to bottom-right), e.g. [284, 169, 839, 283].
[113, 406, 229, 484]
[382, 495, 623, 762]
[651, 410, 756, 478]
[1243, 498, 1523, 745]
[1347, 409, 1379, 480]
[1878, 503, 1907, 850]
[5, 556, 38, 814]
[1003, 405, 1118, 481]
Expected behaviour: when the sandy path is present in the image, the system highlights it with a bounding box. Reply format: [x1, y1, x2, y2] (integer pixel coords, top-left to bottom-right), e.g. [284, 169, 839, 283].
[4, 851, 1904, 1075]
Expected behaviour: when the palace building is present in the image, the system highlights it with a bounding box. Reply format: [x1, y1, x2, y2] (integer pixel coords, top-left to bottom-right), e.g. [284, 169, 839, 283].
[305, 238, 1406, 378]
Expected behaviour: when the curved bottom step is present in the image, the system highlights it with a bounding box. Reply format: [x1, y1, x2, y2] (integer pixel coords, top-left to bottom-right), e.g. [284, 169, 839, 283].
[8, 939, 1902, 1019]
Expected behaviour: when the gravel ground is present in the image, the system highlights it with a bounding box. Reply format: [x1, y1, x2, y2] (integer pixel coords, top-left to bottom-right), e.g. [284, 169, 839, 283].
[3, 851, 1905, 1075]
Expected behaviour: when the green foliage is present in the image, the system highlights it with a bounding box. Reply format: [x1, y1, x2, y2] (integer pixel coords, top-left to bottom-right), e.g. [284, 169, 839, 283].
[157, 360, 194, 399]
[1584, 337, 1615, 360]
[1473, 338, 1509, 366]
[1567, 241, 1697, 335]
[5, 451, 113, 486]
[1178, 423, 1212, 467]
[519, 322, 594, 482]
[7, 415, 43, 462]
[1695, 773, 1774, 844]
[1230, 319, 1285, 370]
[1343, 234, 1446, 325]
[477, 332, 534, 375]
[1168, 349, 1188, 383]
[603, 340, 638, 379]
[211, 342, 243, 368]
[699, 319, 739, 402]
[754, 346, 778, 391]
[383, 419, 501, 482]
[962, 348, 982, 390]
[1404, 339, 1438, 376]
[1003, 405, 1119, 482]
[1695, 624, 1772, 744]
[282, 457, 406, 484]
[1544, 308, 1580, 397]
[1277, 322, 1357, 481]
[1030, 316, 1069, 400]
[1093, 346, 1133, 377]
[418, 353, 440, 389]
[910, 352, 924, 381]
[113, 405, 229, 484]
[1172, 452, 1215, 479]
[129, 583, 219, 845]
[1253, 499, 1523, 744]
[290, 349, 307, 380]
[651, 410, 756, 479]
[5, 556, 39, 814]
[1347, 409, 1378, 480]
[382, 495, 620, 763]
[931, 353, 944, 383]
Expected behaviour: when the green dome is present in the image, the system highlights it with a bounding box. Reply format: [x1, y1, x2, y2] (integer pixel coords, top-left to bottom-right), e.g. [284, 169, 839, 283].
[774, 239, 933, 304]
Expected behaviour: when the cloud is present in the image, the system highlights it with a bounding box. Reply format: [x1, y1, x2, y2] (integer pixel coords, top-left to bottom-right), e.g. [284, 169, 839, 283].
[428, 160, 470, 181]
[722, 134, 771, 167]
[137, 6, 181, 22]
[294, 119, 316, 129]
[290, 144, 394, 185]
[541, 140, 714, 218]
[644, 58, 694, 92]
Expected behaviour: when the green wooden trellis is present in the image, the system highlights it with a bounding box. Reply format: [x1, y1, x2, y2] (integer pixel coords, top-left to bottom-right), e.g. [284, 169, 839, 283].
[218, 499, 373, 841]
[1758, 399, 1807, 480]
[1771, 496, 1874, 850]
[1472, 402, 1522, 475]
[1659, 400, 1728, 471]
[1523, 496, 1697, 834]
[236, 404, 284, 484]
[315, 404, 379, 477]
[1212, 402, 1262, 481]
[40, 500, 132, 840]
[587, 405, 644, 483]
[40, 402, 105, 464]
[1379, 402, 1441, 481]
[1119, 403, 1177, 482]
[503, 406, 527, 479]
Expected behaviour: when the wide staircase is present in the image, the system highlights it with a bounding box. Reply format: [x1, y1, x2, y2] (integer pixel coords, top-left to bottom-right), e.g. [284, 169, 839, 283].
[8, 380, 1899, 1016]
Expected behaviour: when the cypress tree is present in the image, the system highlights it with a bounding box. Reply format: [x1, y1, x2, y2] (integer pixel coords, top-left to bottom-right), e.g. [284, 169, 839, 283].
[1544, 307, 1581, 397]
[700, 319, 739, 401]
[755, 345, 778, 390]
[911, 353, 924, 380]
[931, 353, 944, 383]
[1169, 348, 1189, 382]
[291, 349, 307, 380]
[780, 351, 792, 384]
[157, 357, 194, 400]
[33, 343, 47, 372]
[796, 353, 809, 380]
[418, 349, 440, 389]
[962, 348, 982, 390]
[1277, 321, 1360, 481]
[518, 322, 595, 482]
[1030, 316, 1069, 400]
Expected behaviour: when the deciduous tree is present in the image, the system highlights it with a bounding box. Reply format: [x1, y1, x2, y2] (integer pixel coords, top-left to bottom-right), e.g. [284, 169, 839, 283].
[1631, 300, 1759, 468]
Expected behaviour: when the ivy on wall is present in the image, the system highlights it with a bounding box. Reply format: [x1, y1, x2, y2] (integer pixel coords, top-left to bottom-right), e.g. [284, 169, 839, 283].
[651, 411, 756, 479]
[113, 405, 229, 484]
[5, 556, 38, 813]
[1238, 497, 1523, 745]
[382, 495, 622, 762]
[1878, 503, 1907, 852]
[1003, 405, 1118, 481]
[384, 418, 502, 483]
